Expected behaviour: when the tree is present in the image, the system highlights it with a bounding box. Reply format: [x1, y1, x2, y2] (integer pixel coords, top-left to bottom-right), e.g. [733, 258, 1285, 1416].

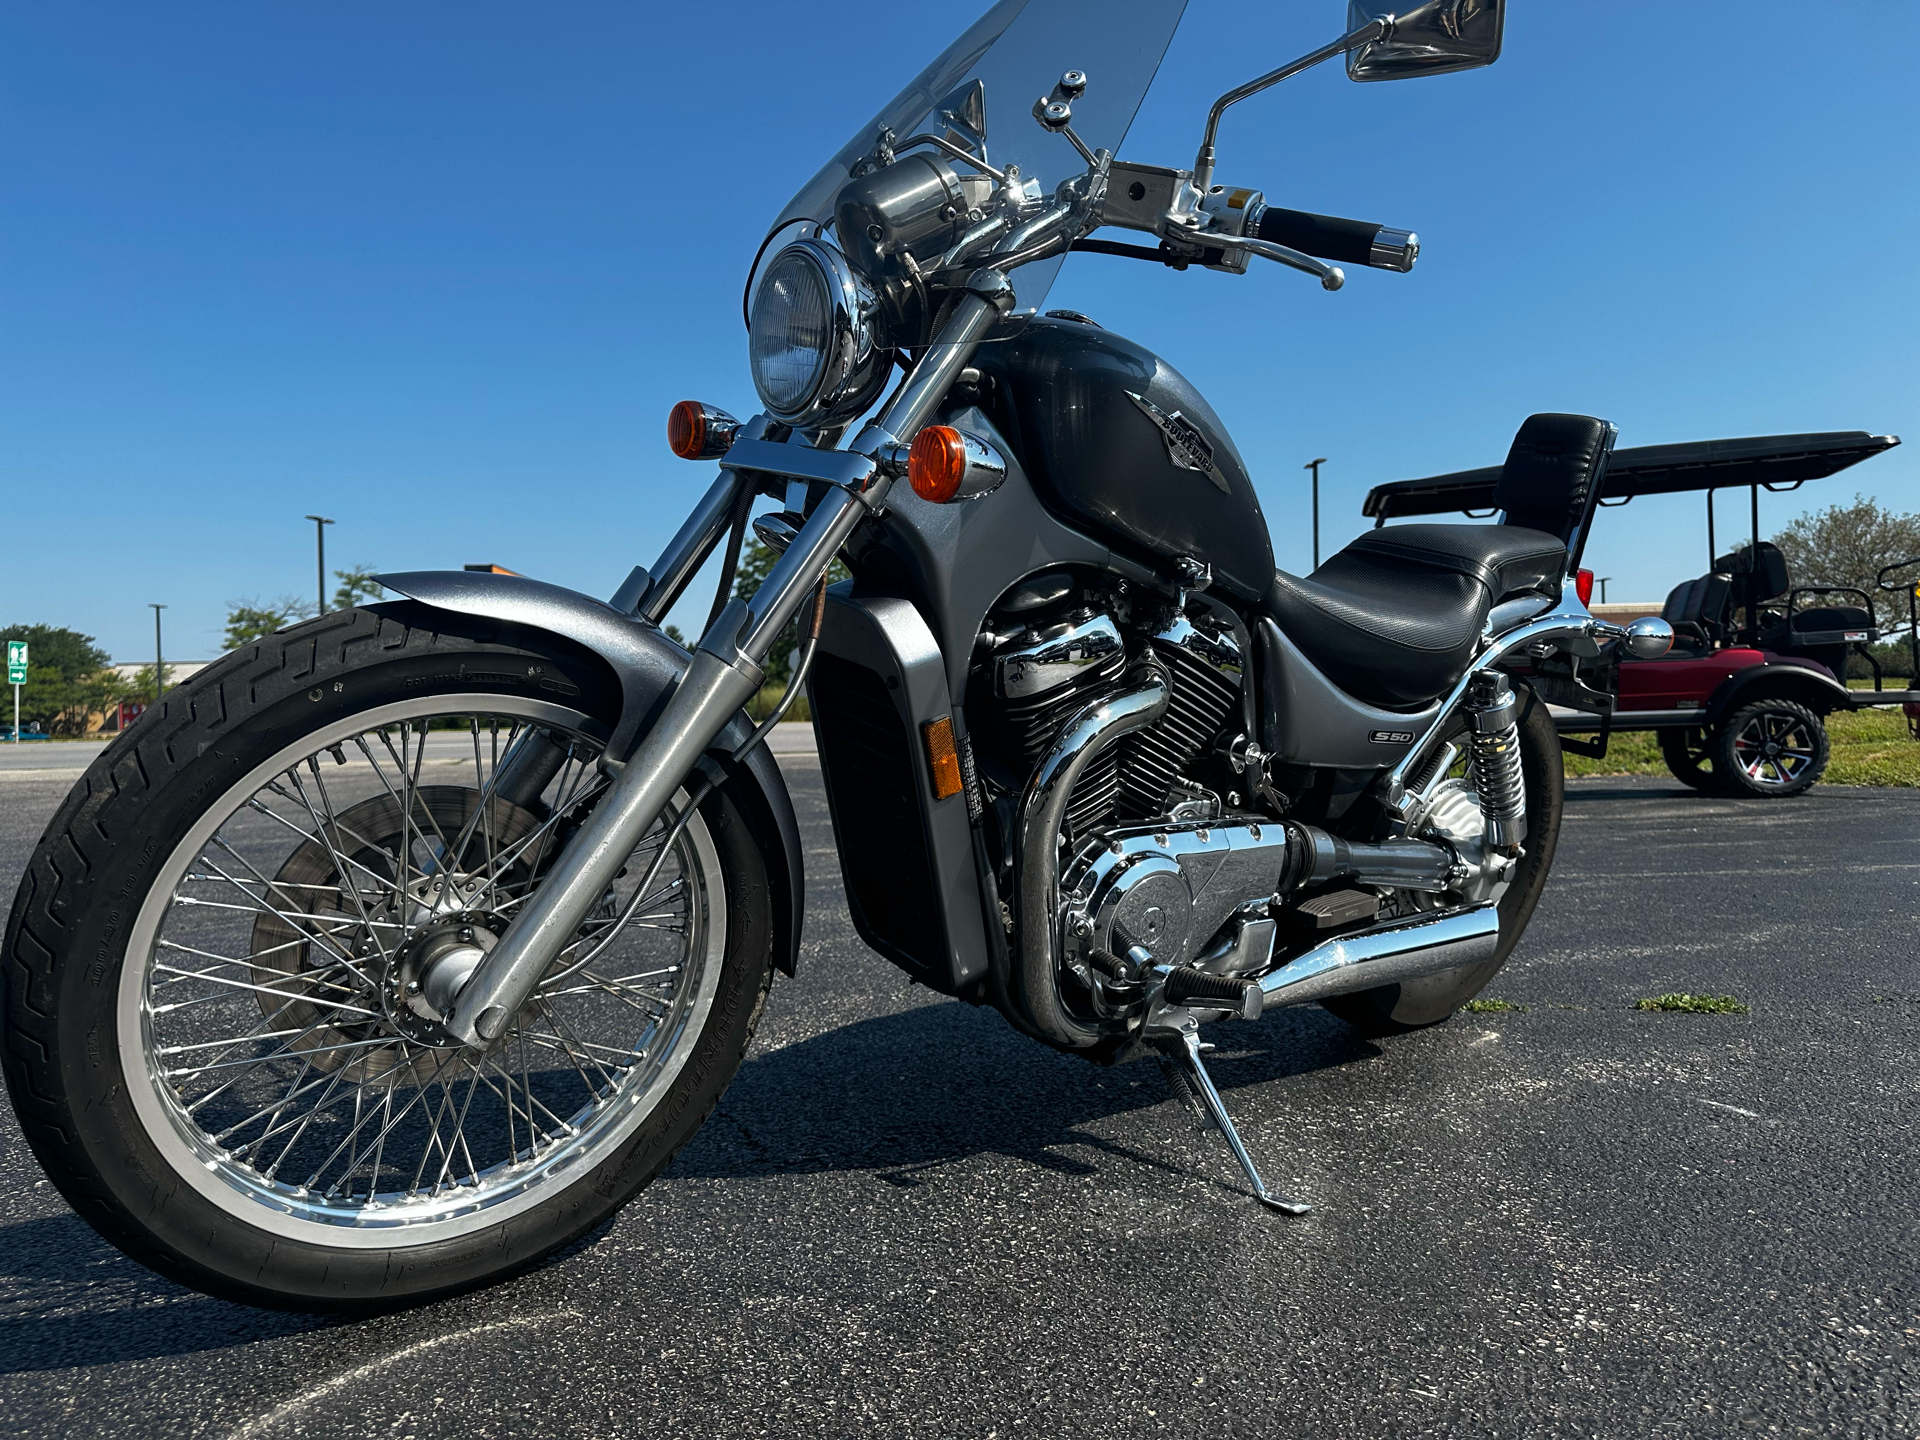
[0, 624, 122, 735]
[122, 663, 174, 705]
[1771, 495, 1920, 634]
[224, 597, 314, 650]
[0, 623, 111, 680]
[331, 564, 385, 611]
[729, 541, 849, 688]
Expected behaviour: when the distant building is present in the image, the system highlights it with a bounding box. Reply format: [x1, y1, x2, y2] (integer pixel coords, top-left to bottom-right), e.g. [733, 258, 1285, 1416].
[105, 661, 213, 732]
[1589, 602, 1663, 624]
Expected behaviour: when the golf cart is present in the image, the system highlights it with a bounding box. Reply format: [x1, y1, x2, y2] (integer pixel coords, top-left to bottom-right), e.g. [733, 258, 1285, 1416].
[1363, 431, 1916, 797]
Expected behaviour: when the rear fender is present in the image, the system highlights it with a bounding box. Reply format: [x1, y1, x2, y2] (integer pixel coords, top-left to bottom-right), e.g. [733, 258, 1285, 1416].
[376, 570, 803, 975]
[1706, 658, 1850, 725]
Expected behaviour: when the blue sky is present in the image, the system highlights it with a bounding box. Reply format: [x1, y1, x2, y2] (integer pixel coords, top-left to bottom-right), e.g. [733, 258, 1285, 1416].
[3, 1, 1914, 660]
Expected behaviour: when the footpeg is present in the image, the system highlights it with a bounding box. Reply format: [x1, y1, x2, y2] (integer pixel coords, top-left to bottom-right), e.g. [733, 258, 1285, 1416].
[1158, 1025, 1310, 1215]
[1162, 966, 1263, 1021]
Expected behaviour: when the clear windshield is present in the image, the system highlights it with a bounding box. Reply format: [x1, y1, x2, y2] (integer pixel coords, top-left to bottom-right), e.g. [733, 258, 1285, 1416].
[772, 0, 1188, 315]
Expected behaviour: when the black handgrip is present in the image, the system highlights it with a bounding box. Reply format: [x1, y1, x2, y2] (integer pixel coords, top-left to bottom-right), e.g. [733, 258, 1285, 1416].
[1256, 207, 1417, 272]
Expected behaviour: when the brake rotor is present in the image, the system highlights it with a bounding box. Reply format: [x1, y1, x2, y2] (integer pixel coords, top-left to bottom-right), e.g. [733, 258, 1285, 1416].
[249, 785, 545, 1074]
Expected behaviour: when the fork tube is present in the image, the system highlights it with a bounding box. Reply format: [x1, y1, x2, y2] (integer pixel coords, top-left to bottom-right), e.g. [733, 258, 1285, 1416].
[867, 283, 1002, 444]
[636, 466, 753, 625]
[446, 289, 1003, 1050]
[445, 484, 885, 1047]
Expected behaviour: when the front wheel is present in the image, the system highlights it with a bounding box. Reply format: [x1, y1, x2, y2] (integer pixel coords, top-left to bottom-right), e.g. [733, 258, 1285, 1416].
[1320, 677, 1564, 1037]
[2, 605, 777, 1310]
[1713, 699, 1829, 797]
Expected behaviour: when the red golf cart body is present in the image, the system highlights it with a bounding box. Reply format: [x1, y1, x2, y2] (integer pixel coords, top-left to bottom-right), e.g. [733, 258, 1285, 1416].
[1362, 430, 1915, 793]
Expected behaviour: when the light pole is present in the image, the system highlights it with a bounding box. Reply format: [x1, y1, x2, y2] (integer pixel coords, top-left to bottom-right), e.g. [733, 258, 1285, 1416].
[149, 604, 167, 704]
[1598, 576, 1613, 606]
[305, 515, 335, 615]
[1304, 457, 1327, 571]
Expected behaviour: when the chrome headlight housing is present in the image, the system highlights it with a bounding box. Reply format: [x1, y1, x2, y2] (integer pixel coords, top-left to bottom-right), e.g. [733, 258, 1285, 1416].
[748, 239, 892, 428]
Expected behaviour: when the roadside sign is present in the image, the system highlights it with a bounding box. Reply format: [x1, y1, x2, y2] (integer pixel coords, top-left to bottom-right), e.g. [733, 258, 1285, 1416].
[6, 640, 25, 685]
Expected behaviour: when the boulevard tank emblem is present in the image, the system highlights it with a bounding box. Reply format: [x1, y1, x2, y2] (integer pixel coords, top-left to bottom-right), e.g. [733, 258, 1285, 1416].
[1126, 390, 1230, 494]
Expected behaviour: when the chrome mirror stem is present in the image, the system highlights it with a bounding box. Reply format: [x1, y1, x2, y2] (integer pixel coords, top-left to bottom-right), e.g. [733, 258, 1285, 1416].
[1191, 17, 1391, 194]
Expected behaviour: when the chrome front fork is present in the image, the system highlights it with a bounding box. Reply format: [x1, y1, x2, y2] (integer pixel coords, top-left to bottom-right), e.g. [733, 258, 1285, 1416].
[443, 282, 1006, 1048]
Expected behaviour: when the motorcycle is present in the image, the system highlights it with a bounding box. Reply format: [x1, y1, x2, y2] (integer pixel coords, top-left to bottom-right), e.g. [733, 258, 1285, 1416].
[1, 0, 1675, 1310]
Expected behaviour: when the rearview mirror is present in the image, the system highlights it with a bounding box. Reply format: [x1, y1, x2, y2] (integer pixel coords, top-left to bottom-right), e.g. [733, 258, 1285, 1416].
[1346, 0, 1503, 82]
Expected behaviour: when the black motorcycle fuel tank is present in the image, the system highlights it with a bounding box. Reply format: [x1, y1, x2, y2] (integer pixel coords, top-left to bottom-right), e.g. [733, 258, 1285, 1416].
[969, 316, 1275, 602]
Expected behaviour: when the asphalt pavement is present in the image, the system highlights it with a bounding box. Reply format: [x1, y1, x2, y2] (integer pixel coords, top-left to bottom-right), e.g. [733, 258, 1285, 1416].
[0, 732, 1914, 1438]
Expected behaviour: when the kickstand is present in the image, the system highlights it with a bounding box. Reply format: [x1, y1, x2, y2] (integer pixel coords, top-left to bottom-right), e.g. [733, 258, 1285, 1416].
[1159, 1026, 1311, 1216]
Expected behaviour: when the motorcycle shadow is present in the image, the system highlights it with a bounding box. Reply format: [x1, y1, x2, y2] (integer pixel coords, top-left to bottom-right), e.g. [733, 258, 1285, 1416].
[672, 994, 1380, 1189]
[0, 1212, 339, 1372]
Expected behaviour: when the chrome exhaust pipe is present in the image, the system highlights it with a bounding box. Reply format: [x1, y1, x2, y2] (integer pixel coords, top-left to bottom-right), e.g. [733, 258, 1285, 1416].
[1015, 668, 1170, 1047]
[1256, 905, 1500, 1009]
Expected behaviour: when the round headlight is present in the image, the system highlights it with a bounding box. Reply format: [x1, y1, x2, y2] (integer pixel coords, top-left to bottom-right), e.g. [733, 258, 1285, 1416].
[748, 240, 890, 428]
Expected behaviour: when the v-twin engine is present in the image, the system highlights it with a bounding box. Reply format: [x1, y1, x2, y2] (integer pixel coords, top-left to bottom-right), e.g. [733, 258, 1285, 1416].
[1061, 816, 1461, 975]
[970, 579, 1525, 1048]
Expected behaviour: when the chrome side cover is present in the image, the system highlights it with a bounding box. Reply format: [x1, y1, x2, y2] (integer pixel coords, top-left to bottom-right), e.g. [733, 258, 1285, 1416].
[1065, 820, 1289, 971]
[994, 611, 1124, 699]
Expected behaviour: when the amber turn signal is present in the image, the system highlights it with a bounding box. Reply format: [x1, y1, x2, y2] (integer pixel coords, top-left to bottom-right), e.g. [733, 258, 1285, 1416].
[1575, 568, 1595, 607]
[909, 426, 968, 504]
[668, 400, 741, 460]
[922, 716, 964, 801]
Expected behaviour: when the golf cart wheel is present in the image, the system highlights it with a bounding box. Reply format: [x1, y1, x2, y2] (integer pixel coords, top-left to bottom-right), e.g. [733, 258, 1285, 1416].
[1713, 698, 1829, 797]
[1658, 727, 1718, 790]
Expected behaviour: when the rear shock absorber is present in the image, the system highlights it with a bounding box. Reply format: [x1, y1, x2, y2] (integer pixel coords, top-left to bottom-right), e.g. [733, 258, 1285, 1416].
[1466, 671, 1527, 851]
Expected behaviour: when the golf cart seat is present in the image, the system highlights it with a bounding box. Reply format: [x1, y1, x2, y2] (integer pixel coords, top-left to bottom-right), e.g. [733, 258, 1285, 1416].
[1660, 538, 1879, 676]
[1264, 413, 1612, 708]
[1715, 541, 1791, 622]
[1661, 570, 1732, 650]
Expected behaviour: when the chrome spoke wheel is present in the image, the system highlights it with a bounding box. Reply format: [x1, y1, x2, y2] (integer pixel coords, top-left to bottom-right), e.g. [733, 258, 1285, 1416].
[120, 696, 726, 1246]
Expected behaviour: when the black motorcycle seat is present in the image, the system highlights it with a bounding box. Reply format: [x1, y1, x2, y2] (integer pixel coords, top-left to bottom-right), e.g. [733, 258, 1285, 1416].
[1263, 523, 1568, 709]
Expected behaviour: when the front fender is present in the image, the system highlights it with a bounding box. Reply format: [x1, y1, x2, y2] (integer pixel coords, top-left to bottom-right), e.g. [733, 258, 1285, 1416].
[376, 570, 803, 976]
[1706, 657, 1851, 725]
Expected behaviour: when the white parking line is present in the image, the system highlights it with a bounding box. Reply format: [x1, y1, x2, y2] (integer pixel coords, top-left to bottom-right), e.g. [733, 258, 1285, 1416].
[226, 1309, 580, 1439]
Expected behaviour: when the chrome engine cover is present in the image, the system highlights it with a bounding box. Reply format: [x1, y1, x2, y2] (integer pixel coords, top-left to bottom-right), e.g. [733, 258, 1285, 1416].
[1417, 778, 1516, 906]
[1062, 819, 1291, 971]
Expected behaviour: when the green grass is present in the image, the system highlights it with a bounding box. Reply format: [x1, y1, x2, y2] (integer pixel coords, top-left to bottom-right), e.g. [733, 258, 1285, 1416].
[1463, 998, 1524, 1013]
[746, 684, 810, 724]
[1560, 704, 1919, 787]
[1635, 993, 1750, 1014]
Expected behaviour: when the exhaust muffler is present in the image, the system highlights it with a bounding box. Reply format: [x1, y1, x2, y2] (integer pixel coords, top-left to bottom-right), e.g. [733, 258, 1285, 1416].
[1259, 904, 1499, 1008]
[1165, 905, 1501, 1018]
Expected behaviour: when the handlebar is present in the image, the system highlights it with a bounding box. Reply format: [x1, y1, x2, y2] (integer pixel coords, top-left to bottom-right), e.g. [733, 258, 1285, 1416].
[1253, 206, 1418, 273]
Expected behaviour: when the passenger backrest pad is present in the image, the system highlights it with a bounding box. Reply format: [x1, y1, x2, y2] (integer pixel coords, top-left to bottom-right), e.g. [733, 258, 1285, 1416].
[1494, 413, 1617, 561]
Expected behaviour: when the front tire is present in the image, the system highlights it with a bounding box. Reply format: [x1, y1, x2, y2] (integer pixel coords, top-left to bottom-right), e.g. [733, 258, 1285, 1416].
[2, 605, 777, 1311]
[1713, 699, 1829, 797]
[1320, 678, 1564, 1036]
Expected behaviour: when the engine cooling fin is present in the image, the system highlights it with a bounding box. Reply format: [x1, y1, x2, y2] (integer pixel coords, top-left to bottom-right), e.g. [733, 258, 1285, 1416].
[1118, 635, 1238, 818]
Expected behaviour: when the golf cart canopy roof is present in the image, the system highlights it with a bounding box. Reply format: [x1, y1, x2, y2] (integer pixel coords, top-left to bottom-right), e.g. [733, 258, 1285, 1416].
[1361, 431, 1902, 524]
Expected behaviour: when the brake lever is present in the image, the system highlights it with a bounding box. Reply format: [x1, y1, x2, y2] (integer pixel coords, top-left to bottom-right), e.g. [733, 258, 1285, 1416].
[1211, 231, 1345, 290]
